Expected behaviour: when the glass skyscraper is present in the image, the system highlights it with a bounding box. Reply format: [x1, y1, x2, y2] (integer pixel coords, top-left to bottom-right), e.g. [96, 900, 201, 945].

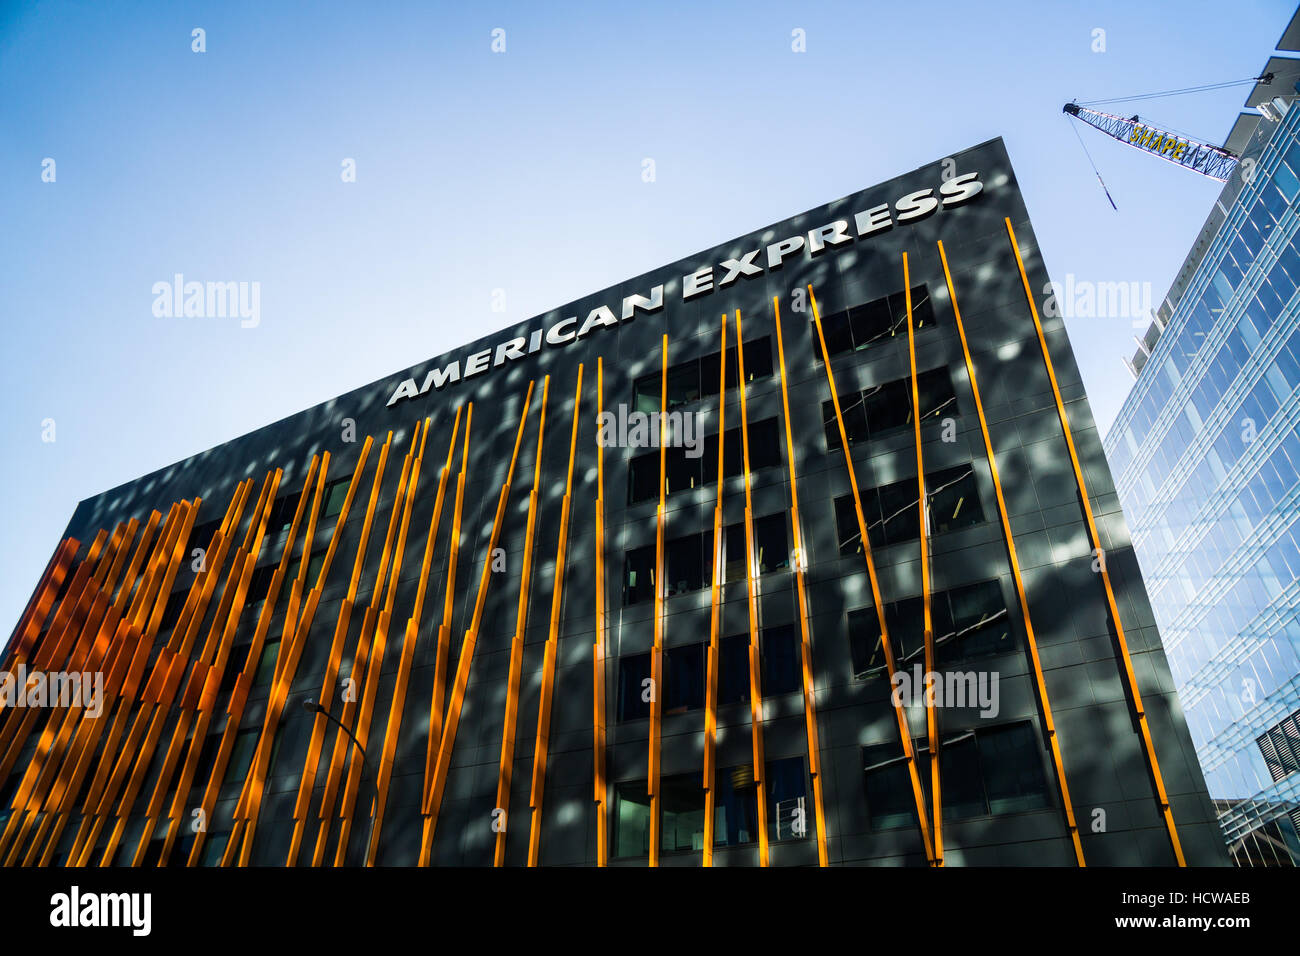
[1106, 72, 1300, 866]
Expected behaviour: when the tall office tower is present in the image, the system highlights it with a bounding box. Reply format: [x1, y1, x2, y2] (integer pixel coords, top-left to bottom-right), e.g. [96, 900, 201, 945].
[1, 137, 1224, 867]
[1105, 27, 1300, 866]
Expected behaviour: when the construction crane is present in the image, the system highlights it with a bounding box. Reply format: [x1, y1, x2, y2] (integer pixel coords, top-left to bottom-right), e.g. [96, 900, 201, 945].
[1061, 73, 1273, 203]
[1062, 103, 1241, 182]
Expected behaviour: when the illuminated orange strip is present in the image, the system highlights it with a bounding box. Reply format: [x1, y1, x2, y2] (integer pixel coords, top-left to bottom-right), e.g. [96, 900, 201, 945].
[73, 501, 194, 863]
[287, 433, 391, 865]
[648, 334, 667, 868]
[107, 484, 264, 865]
[1, 536, 121, 865]
[146, 479, 259, 865]
[937, 238, 1086, 866]
[31, 592, 127, 866]
[224, 459, 322, 865]
[903, 258, 943, 867]
[214, 447, 353, 866]
[57, 505, 181, 864]
[1004, 218, 1184, 865]
[3, 537, 79, 671]
[107, 484, 260, 864]
[809, 284, 935, 864]
[592, 358, 608, 867]
[334, 423, 429, 865]
[734, 309, 770, 866]
[73, 500, 198, 865]
[702, 315, 727, 868]
[495, 378, 550, 866]
[0, 532, 111, 775]
[117, 475, 280, 866]
[11, 530, 125, 811]
[310, 431, 411, 867]
[526, 365, 584, 866]
[420, 383, 534, 863]
[100, 519, 139, 600]
[367, 408, 462, 865]
[421, 405, 473, 823]
[201, 463, 318, 867]
[20, 587, 117, 838]
[159, 459, 320, 868]
[46, 616, 144, 866]
[772, 295, 829, 866]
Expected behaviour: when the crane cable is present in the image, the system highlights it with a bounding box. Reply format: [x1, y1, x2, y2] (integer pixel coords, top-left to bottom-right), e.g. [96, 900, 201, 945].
[1078, 73, 1269, 108]
[1065, 114, 1118, 210]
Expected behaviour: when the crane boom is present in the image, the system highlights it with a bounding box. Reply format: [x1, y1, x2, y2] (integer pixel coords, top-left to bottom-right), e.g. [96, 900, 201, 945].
[1063, 103, 1238, 183]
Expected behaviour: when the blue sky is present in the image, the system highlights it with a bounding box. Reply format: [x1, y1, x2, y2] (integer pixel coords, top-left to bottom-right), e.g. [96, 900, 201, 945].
[0, 0, 1292, 632]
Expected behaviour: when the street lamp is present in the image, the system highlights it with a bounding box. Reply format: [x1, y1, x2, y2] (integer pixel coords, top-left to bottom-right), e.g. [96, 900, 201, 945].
[300, 698, 379, 864]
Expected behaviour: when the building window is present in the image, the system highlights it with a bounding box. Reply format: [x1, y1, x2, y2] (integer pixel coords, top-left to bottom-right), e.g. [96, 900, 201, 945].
[833, 465, 985, 554]
[824, 368, 958, 450]
[159, 589, 189, 635]
[321, 477, 351, 519]
[612, 775, 707, 857]
[812, 285, 935, 362]
[763, 624, 801, 696]
[253, 639, 280, 688]
[220, 643, 250, 699]
[266, 491, 301, 533]
[199, 832, 231, 867]
[977, 722, 1050, 815]
[187, 518, 222, 554]
[627, 417, 782, 505]
[1257, 708, 1300, 782]
[768, 756, 810, 841]
[617, 652, 652, 721]
[936, 580, 1012, 664]
[665, 643, 705, 714]
[702, 418, 781, 484]
[664, 445, 697, 495]
[633, 338, 774, 413]
[835, 495, 865, 556]
[613, 782, 652, 858]
[877, 477, 922, 546]
[861, 744, 918, 831]
[661, 774, 707, 853]
[623, 546, 656, 606]
[628, 454, 658, 503]
[614, 767, 764, 856]
[225, 728, 260, 787]
[714, 765, 759, 846]
[665, 534, 704, 596]
[723, 513, 790, 582]
[848, 579, 1012, 679]
[719, 634, 751, 705]
[624, 513, 790, 606]
[927, 465, 982, 535]
[861, 379, 912, 436]
[244, 562, 277, 617]
[294, 547, 327, 588]
[620, 629, 797, 720]
[861, 721, 1048, 829]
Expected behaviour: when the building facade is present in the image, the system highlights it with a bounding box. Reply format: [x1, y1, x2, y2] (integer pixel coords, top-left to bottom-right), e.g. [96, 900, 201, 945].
[1105, 64, 1300, 866]
[1, 137, 1225, 867]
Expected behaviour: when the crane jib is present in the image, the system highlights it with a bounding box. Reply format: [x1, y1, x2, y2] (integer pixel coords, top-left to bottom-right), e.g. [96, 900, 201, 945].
[1063, 102, 1239, 184]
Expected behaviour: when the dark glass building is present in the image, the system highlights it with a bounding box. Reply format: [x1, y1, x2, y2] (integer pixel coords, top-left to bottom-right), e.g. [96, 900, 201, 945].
[1104, 40, 1300, 866]
[0, 137, 1226, 867]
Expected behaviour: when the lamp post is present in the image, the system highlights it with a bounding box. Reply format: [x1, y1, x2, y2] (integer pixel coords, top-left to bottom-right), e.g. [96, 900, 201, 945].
[301, 698, 379, 864]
